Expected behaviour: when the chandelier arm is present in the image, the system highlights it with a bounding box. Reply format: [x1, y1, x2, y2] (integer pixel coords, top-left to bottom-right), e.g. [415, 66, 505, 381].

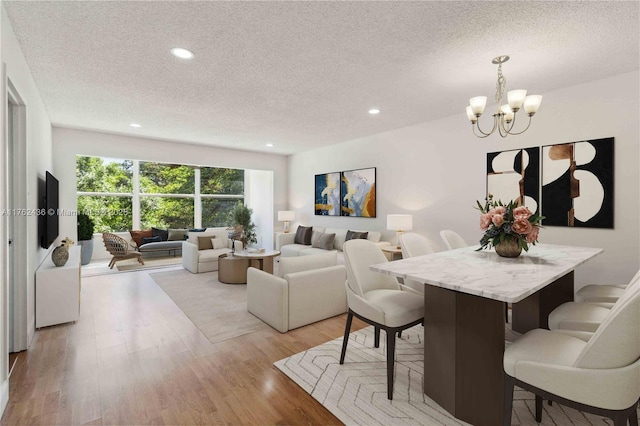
[474, 115, 499, 137]
[504, 115, 533, 136]
[472, 124, 492, 138]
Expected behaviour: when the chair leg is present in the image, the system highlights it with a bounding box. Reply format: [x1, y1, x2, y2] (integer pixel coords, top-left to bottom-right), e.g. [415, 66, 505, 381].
[397, 330, 402, 338]
[612, 412, 630, 426]
[535, 394, 543, 422]
[386, 328, 396, 400]
[503, 373, 515, 426]
[374, 326, 380, 348]
[505, 302, 509, 323]
[108, 257, 115, 269]
[138, 256, 144, 265]
[630, 408, 638, 426]
[339, 311, 353, 365]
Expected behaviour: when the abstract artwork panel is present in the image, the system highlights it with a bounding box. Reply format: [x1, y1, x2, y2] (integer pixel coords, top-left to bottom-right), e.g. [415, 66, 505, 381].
[486, 147, 540, 214]
[541, 137, 614, 228]
[314, 172, 340, 216]
[340, 168, 376, 217]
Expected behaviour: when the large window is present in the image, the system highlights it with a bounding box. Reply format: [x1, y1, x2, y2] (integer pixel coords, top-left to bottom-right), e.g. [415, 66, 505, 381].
[76, 156, 244, 232]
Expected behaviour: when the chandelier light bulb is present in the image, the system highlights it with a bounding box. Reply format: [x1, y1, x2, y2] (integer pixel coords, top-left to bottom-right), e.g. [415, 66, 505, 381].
[466, 106, 477, 123]
[524, 95, 543, 115]
[469, 96, 487, 116]
[507, 90, 527, 111]
[501, 105, 515, 122]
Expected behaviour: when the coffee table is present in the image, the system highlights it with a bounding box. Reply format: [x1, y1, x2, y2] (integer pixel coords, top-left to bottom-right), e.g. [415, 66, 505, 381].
[232, 249, 280, 274]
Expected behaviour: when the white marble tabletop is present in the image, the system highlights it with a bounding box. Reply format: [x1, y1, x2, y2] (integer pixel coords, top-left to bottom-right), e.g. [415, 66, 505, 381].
[370, 244, 603, 303]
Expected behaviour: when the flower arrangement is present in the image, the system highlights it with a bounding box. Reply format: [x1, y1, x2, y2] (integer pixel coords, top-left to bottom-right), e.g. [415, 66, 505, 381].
[476, 195, 543, 252]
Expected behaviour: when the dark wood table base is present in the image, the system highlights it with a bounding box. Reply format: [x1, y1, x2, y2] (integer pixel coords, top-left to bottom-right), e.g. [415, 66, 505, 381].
[423, 271, 574, 426]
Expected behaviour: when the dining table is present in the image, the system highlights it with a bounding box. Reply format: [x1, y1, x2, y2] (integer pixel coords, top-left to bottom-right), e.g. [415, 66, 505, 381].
[370, 243, 603, 426]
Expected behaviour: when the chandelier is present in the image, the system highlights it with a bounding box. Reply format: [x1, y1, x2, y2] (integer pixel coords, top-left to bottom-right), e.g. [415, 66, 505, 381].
[466, 55, 542, 138]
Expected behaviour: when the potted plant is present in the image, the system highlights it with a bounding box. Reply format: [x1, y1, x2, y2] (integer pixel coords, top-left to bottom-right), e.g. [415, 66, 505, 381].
[77, 213, 95, 265]
[228, 202, 257, 249]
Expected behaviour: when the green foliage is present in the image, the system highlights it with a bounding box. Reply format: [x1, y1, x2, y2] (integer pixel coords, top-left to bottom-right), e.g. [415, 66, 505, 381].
[77, 213, 95, 240]
[76, 156, 244, 232]
[228, 202, 257, 247]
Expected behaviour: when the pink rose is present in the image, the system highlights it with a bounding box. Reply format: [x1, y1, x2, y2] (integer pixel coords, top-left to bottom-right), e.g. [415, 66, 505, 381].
[526, 226, 540, 243]
[491, 214, 504, 227]
[512, 218, 533, 235]
[513, 206, 532, 220]
[493, 206, 506, 215]
[480, 213, 492, 231]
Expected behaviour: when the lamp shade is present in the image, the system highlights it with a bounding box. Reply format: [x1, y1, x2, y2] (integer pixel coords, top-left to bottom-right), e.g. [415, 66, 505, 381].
[278, 210, 295, 221]
[387, 214, 413, 231]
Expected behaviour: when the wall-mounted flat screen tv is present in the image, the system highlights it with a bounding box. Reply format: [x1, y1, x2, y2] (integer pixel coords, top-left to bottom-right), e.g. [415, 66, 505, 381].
[41, 171, 59, 249]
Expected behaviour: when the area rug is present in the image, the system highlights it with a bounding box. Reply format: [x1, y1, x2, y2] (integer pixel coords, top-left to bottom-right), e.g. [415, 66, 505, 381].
[149, 269, 269, 344]
[275, 325, 632, 426]
[116, 255, 182, 271]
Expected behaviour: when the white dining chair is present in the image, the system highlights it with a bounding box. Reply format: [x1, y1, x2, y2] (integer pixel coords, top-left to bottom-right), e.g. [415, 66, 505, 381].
[503, 284, 640, 426]
[439, 229, 467, 250]
[399, 233, 434, 294]
[548, 271, 640, 340]
[340, 239, 424, 400]
[575, 269, 640, 303]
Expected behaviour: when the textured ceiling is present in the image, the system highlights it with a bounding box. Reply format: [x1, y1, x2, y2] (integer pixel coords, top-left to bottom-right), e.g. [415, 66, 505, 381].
[3, 1, 639, 155]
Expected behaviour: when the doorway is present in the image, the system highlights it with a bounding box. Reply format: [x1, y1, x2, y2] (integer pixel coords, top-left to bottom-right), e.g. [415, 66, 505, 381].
[6, 79, 28, 372]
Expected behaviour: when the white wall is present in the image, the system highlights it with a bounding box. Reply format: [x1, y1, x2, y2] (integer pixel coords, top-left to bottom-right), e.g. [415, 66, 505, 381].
[288, 71, 640, 288]
[52, 128, 287, 251]
[0, 5, 53, 415]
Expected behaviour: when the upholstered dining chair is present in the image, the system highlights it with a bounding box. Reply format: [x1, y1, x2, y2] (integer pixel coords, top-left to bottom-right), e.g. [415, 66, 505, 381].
[503, 285, 640, 426]
[102, 232, 144, 269]
[548, 272, 640, 340]
[340, 239, 424, 400]
[439, 229, 467, 250]
[399, 232, 435, 293]
[575, 269, 640, 304]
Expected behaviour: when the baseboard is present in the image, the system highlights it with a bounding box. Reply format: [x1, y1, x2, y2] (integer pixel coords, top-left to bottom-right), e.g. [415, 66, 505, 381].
[0, 378, 8, 419]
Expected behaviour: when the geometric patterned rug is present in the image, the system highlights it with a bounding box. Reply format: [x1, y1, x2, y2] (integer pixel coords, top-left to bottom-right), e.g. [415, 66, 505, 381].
[275, 325, 632, 425]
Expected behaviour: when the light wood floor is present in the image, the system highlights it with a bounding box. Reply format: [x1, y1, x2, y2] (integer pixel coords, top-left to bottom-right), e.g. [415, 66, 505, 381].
[1, 268, 367, 425]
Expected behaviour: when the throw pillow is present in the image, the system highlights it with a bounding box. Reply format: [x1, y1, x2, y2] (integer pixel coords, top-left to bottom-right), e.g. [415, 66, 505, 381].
[130, 229, 152, 247]
[294, 225, 313, 245]
[152, 227, 169, 241]
[346, 230, 369, 241]
[311, 230, 321, 246]
[167, 228, 188, 241]
[198, 235, 214, 250]
[211, 238, 225, 250]
[141, 236, 161, 245]
[312, 232, 336, 250]
[189, 228, 207, 232]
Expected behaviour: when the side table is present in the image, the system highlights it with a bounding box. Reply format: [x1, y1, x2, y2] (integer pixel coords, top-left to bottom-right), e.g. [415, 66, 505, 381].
[381, 246, 403, 261]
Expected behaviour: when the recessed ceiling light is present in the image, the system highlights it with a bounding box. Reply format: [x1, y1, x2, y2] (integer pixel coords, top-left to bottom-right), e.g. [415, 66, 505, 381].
[266, 143, 274, 147]
[170, 47, 194, 59]
[368, 108, 380, 115]
[130, 123, 142, 128]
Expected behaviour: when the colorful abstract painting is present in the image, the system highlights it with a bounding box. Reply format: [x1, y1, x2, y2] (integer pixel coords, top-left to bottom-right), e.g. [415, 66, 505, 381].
[314, 172, 341, 215]
[340, 168, 376, 217]
[486, 147, 540, 214]
[542, 137, 614, 228]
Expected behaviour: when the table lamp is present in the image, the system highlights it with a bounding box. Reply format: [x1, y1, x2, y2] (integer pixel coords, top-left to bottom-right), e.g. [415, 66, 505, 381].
[278, 210, 295, 233]
[387, 214, 413, 249]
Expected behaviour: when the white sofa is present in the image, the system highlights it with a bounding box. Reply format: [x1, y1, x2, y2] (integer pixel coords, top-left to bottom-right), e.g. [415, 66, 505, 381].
[182, 228, 243, 273]
[276, 226, 390, 264]
[247, 251, 347, 333]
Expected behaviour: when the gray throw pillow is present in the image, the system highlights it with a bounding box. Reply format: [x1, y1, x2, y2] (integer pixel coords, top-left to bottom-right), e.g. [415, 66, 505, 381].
[294, 225, 313, 245]
[346, 230, 369, 241]
[312, 232, 336, 250]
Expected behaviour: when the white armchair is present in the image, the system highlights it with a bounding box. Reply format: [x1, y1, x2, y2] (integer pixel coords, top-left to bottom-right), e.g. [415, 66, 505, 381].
[247, 251, 347, 333]
[399, 232, 435, 294]
[439, 229, 467, 250]
[503, 280, 640, 426]
[182, 229, 242, 273]
[575, 268, 640, 303]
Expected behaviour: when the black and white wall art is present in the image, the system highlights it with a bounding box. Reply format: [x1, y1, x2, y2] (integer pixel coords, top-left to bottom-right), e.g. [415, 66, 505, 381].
[541, 137, 614, 228]
[486, 147, 540, 213]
